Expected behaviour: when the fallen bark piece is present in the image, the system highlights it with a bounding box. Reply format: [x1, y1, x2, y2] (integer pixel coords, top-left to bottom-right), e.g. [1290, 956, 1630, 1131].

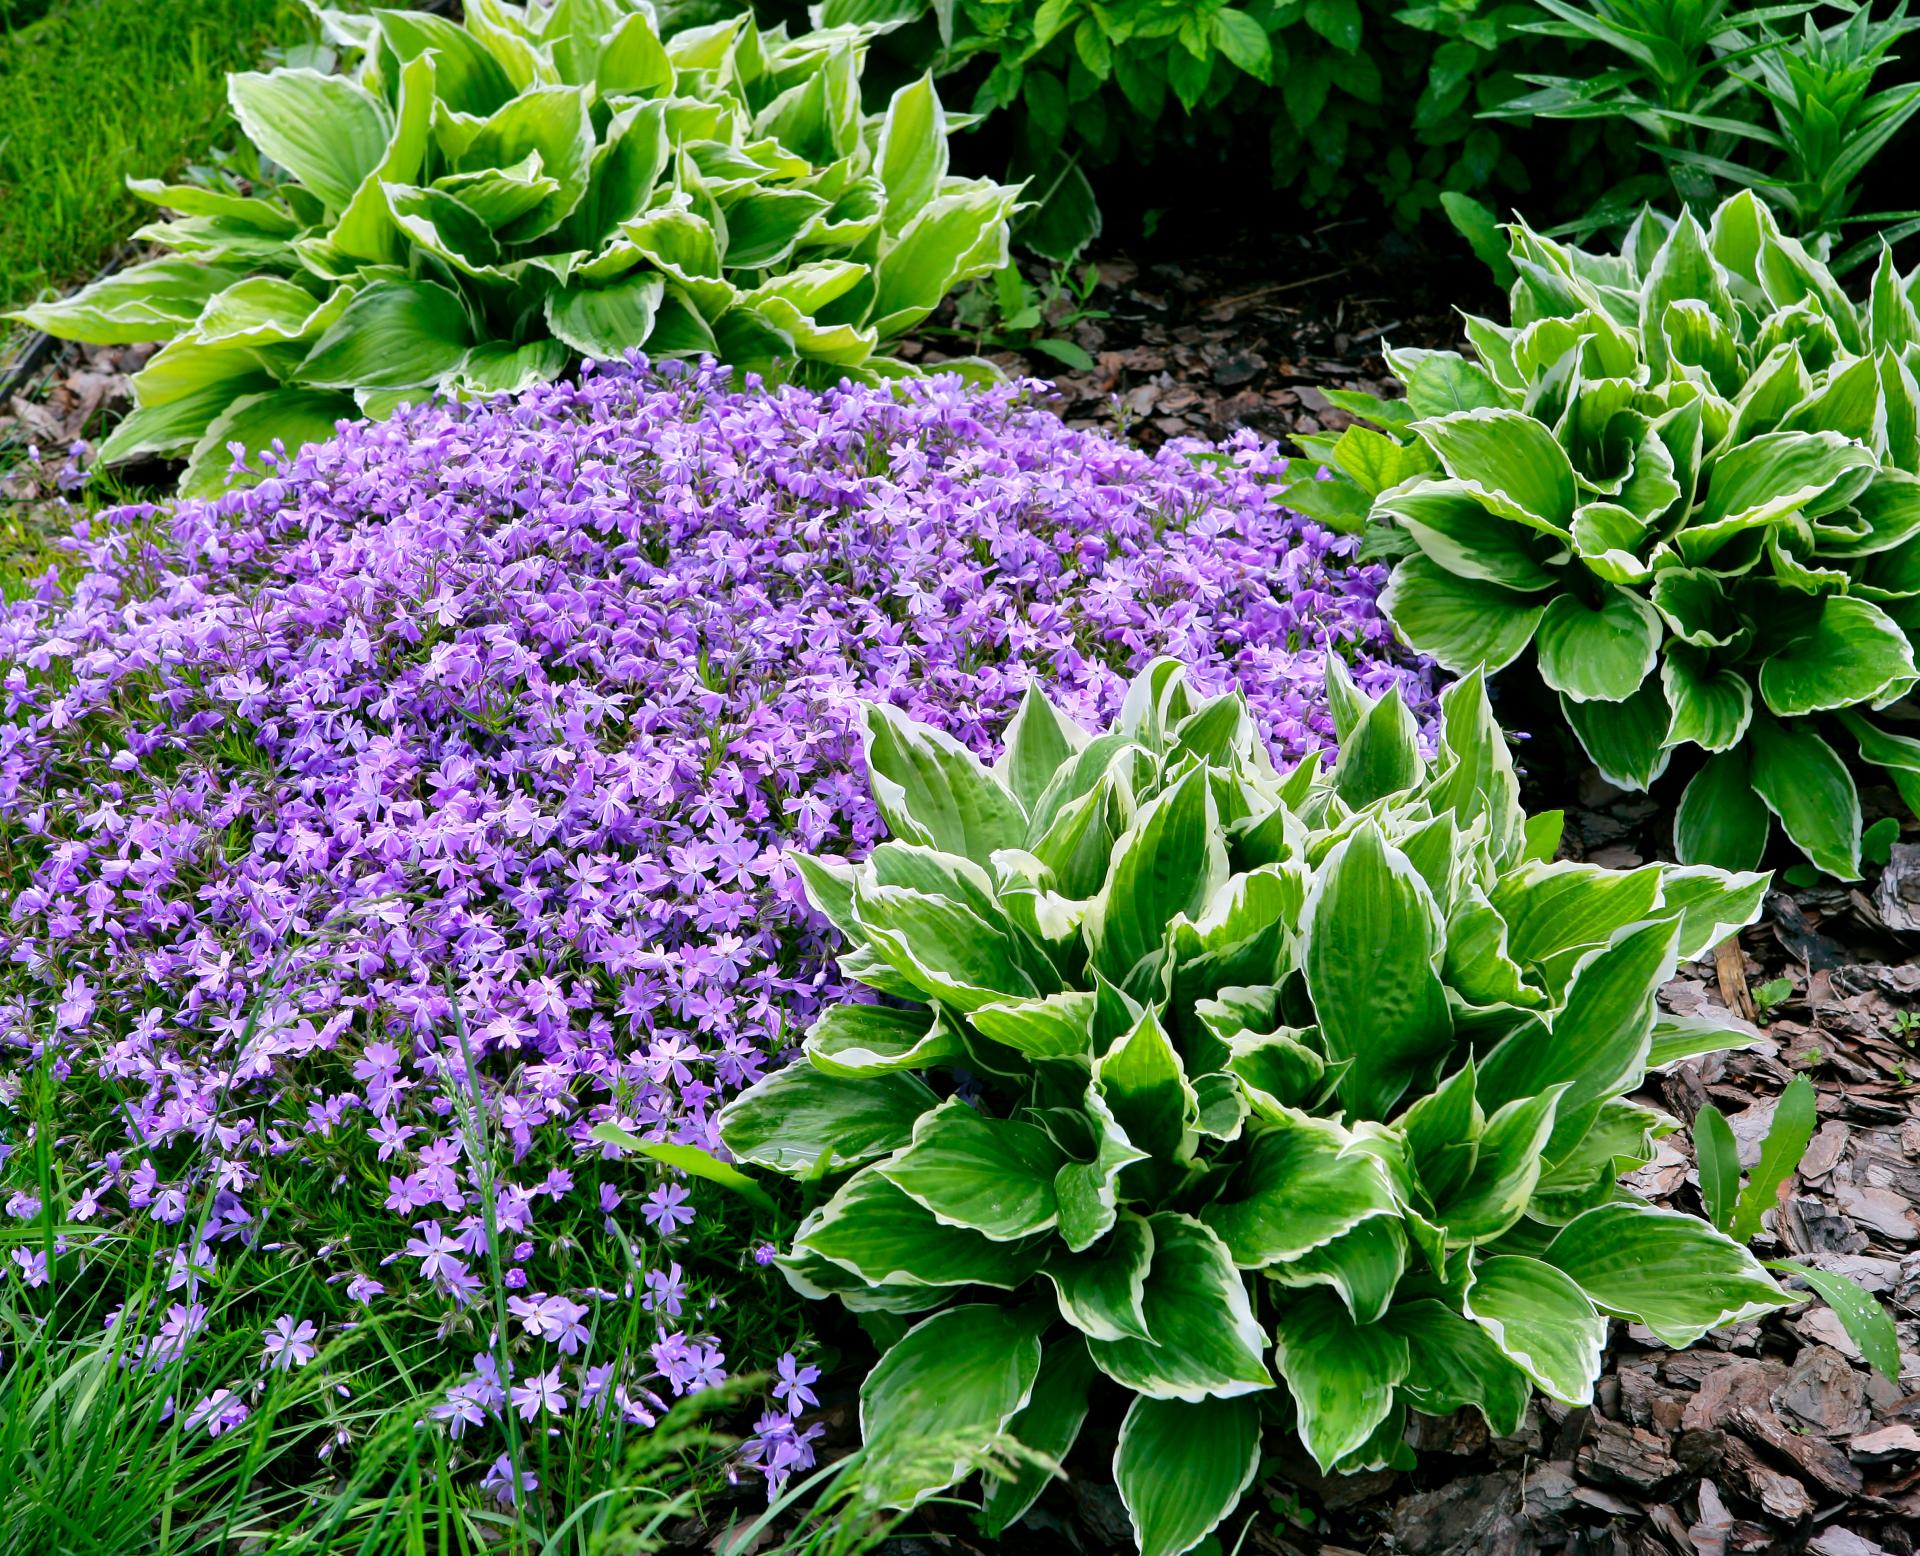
[1773, 1346, 1870, 1436]
[1731, 1404, 1864, 1498]
[1721, 1433, 1815, 1522]
[1807, 1526, 1892, 1556]
[1686, 1480, 1734, 1556]
[1850, 1423, 1920, 1458]
[1576, 1415, 1684, 1494]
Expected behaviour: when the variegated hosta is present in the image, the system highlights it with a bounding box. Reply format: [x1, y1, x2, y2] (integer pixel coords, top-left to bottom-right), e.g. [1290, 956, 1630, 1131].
[1287, 190, 1920, 880]
[8, 0, 1016, 495]
[718, 659, 1794, 1556]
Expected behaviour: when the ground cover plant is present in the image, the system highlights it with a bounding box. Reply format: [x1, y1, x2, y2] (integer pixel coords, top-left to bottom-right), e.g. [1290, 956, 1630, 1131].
[1289, 189, 1920, 880]
[0, 358, 1431, 1547]
[8, 0, 1016, 497]
[721, 653, 1901, 1552]
[0, 0, 324, 316]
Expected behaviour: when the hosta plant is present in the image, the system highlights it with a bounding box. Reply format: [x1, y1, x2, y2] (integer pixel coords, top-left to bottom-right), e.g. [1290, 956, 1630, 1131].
[1288, 190, 1920, 879]
[717, 657, 1832, 1553]
[8, 0, 1015, 493]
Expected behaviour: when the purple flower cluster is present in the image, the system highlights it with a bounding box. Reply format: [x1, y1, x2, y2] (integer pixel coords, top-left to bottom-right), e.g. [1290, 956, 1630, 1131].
[0, 359, 1431, 1489]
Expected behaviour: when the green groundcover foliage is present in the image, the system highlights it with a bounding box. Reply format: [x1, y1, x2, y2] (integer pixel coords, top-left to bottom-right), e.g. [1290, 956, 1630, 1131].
[712, 658, 1888, 1555]
[1290, 189, 1920, 880]
[8, 0, 1015, 494]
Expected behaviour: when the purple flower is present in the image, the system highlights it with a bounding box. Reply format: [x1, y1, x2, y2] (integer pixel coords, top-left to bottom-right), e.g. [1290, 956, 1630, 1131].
[480, 1454, 537, 1507]
[182, 1388, 249, 1437]
[773, 1353, 820, 1414]
[261, 1314, 318, 1371]
[641, 1183, 695, 1235]
[509, 1366, 567, 1421]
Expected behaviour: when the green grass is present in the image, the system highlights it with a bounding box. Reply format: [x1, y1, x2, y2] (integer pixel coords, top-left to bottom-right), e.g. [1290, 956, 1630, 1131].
[0, 0, 315, 314]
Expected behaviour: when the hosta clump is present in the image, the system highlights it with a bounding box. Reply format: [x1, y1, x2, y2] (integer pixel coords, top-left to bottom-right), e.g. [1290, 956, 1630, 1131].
[719, 657, 1799, 1553]
[1293, 189, 1920, 879]
[9, 0, 1014, 494]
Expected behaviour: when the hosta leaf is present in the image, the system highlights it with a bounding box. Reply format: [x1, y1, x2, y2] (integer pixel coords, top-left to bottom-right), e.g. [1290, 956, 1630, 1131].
[298, 280, 472, 391]
[1747, 714, 1861, 878]
[1085, 1214, 1272, 1401]
[1200, 1111, 1400, 1268]
[1662, 650, 1753, 752]
[861, 702, 1027, 864]
[1272, 1289, 1411, 1473]
[1045, 1211, 1155, 1342]
[1380, 555, 1547, 675]
[1562, 679, 1673, 791]
[543, 272, 665, 358]
[1053, 1090, 1149, 1253]
[178, 388, 355, 497]
[1114, 1395, 1263, 1556]
[876, 72, 948, 234]
[1379, 483, 1561, 590]
[980, 1333, 1097, 1537]
[1656, 866, 1769, 961]
[994, 683, 1089, 814]
[1092, 1006, 1199, 1166]
[459, 85, 596, 244]
[229, 69, 392, 211]
[1682, 431, 1877, 563]
[1534, 587, 1662, 703]
[1411, 408, 1577, 534]
[1331, 683, 1425, 808]
[799, 1169, 1045, 1289]
[1265, 1215, 1409, 1324]
[1086, 765, 1227, 992]
[1433, 1084, 1567, 1245]
[1463, 1254, 1608, 1405]
[1301, 820, 1452, 1120]
[969, 991, 1096, 1060]
[852, 883, 1039, 1011]
[717, 1061, 935, 1173]
[1547, 1203, 1792, 1346]
[860, 1305, 1045, 1509]
[805, 1003, 965, 1076]
[869, 184, 1017, 338]
[1758, 596, 1917, 717]
[1387, 1299, 1531, 1436]
[9, 258, 255, 346]
[876, 1098, 1065, 1241]
[1675, 752, 1771, 871]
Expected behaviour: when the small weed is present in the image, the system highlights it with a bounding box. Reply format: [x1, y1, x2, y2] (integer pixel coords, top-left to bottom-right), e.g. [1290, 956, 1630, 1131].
[936, 261, 1109, 372]
[1752, 976, 1795, 1023]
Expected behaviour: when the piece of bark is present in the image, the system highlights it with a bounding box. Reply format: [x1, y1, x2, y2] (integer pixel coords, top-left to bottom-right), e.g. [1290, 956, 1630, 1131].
[1715, 936, 1758, 1022]
[1852, 1424, 1920, 1458]
[1775, 1346, 1871, 1436]
[1687, 1481, 1734, 1556]
[1680, 1359, 1789, 1432]
[1577, 1415, 1685, 1494]
[1731, 1404, 1864, 1498]
[1809, 1527, 1893, 1556]
[1720, 1432, 1815, 1521]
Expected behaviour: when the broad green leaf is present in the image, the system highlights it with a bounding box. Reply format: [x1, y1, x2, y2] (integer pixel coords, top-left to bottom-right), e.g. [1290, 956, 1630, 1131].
[1547, 1203, 1791, 1346]
[1563, 679, 1673, 790]
[806, 1002, 965, 1076]
[716, 1061, 935, 1173]
[1428, 669, 1527, 866]
[876, 72, 947, 233]
[1747, 714, 1862, 878]
[1378, 480, 1560, 591]
[230, 69, 392, 210]
[1386, 1299, 1531, 1436]
[1693, 1104, 1739, 1233]
[1683, 431, 1878, 563]
[1758, 597, 1917, 717]
[1663, 651, 1753, 752]
[799, 1169, 1044, 1289]
[1086, 765, 1227, 992]
[852, 882, 1039, 1011]
[1265, 1215, 1409, 1324]
[1045, 1211, 1154, 1342]
[1380, 555, 1547, 675]
[1463, 1254, 1608, 1405]
[543, 272, 665, 358]
[1769, 1262, 1901, 1382]
[1411, 408, 1577, 534]
[1301, 820, 1452, 1120]
[980, 1333, 1097, 1537]
[1085, 1214, 1272, 1402]
[1200, 1111, 1399, 1267]
[459, 85, 596, 243]
[1053, 1090, 1149, 1253]
[1534, 588, 1662, 703]
[861, 1305, 1044, 1509]
[993, 683, 1088, 814]
[869, 184, 1017, 338]
[1331, 684, 1425, 807]
[1676, 751, 1771, 872]
[9, 258, 255, 345]
[1272, 1289, 1410, 1472]
[877, 1098, 1065, 1241]
[1649, 1012, 1762, 1069]
[861, 702, 1027, 864]
[298, 280, 472, 391]
[1728, 1073, 1816, 1243]
[1092, 1007, 1199, 1166]
[1434, 1085, 1567, 1245]
[1114, 1395, 1262, 1556]
[970, 991, 1096, 1060]
[179, 388, 355, 497]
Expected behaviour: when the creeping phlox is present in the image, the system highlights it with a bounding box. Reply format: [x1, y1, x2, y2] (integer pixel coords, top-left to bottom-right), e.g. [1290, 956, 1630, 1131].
[0, 360, 1425, 1502]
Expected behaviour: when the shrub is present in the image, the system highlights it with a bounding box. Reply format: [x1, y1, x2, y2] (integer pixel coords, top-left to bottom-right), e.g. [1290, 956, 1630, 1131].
[0, 362, 1428, 1516]
[7, 0, 1016, 493]
[719, 656, 1834, 1549]
[1290, 190, 1920, 879]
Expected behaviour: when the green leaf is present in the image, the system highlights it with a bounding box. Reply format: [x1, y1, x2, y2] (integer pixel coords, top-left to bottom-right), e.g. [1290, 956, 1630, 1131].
[1199, 1111, 1400, 1267]
[229, 69, 392, 210]
[1728, 1073, 1817, 1243]
[1675, 752, 1771, 871]
[8, 258, 255, 346]
[716, 1062, 935, 1173]
[1747, 714, 1862, 879]
[1380, 555, 1547, 675]
[1768, 1262, 1902, 1382]
[1331, 684, 1425, 808]
[1442, 192, 1520, 289]
[1562, 679, 1673, 791]
[1463, 1254, 1608, 1405]
[1683, 431, 1878, 563]
[969, 991, 1096, 1060]
[860, 1305, 1044, 1509]
[861, 702, 1027, 863]
[980, 1333, 1097, 1537]
[543, 272, 665, 358]
[869, 184, 1017, 338]
[1758, 597, 1918, 717]
[178, 388, 355, 498]
[1411, 409, 1577, 534]
[1378, 481, 1562, 590]
[1301, 820, 1453, 1119]
[1265, 1215, 1408, 1324]
[1386, 1299, 1531, 1437]
[1053, 1090, 1149, 1253]
[1086, 765, 1227, 992]
[877, 1098, 1065, 1241]
[876, 72, 948, 234]
[297, 280, 472, 391]
[1045, 1211, 1155, 1342]
[1272, 1289, 1411, 1472]
[994, 684, 1088, 815]
[1694, 1103, 1740, 1233]
[1546, 1203, 1791, 1347]
[1085, 1214, 1273, 1402]
[1534, 588, 1663, 703]
[1434, 1085, 1568, 1245]
[459, 85, 595, 244]
[588, 1122, 777, 1211]
[799, 1168, 1045, 1289]
[852, 882, 1040, 1012]
[805, 1002, 965, 1077]
[1114, 1395, 1263, 1556]
[1662, 651, 1753, 753]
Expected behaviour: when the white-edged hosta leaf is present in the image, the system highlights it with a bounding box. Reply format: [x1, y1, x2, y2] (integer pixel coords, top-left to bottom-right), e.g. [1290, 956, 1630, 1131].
[805, 1002, 965, 1076]
[1547, 1203, 1792, 1346]
[1758, 596, 1918, 717]
[1265, 1214, 1409, 1324]
[543, 272, 665, 358]
[1114, 1394, 1262, 1556]
[8, 258, 256, 346]
[851, 882, 1040, 1011]
[1085, 1213, 1272, 1402]
[717, 1060, 934, 1173]
[798, 1168, 1045, 1289]
[876, 1097, 1065, 1241]
[993, 682, 1089, 813]
[1386, 1299, 1531, 1436]
[860, 1304, 1045, 1509]
[178, 387, 355, 497]
[1662, 651, 1753, 752]
[1092, 1006, 1199, 1167]
[229, 68, 392, 210]
[1272, 1288, 1411, 1472]
[1378, 480, 1562, 590]
[1562, 679, 1673, 790]
[1534, 588, 1662, 703]
[1463, 1254, 1608, 1405]
[1199, 1111, 1400, 1268]
[297, 279, 473, 391]
[969, 990, 1095, 1060]
[1044, 1211, 1155, 1342]
[1433, 1084, 1568, 1245]
[1053, 1090, 1149, 1253]
[1380, 555, 1548, 675]
[861, 702, 1027, 863]
[1747, 713, 1862, 879]
[1086, 764, 1227, 992]
[980, 1332, 1097, 1537]
[1410, 407, 1577, 534]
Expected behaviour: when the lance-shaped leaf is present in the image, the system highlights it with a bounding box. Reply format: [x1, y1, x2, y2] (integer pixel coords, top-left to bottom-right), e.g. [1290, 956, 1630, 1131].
[1272, 1289, 1411, 1472]
[1200, 1110, 1401, 1268]
[717, 1061, 935, 1173]
[1053, 1090, 1150, 1252]
[980, 1333, 1097, 1537]
[851, 881, 1040, 1011]
[860, 702, 1027, 863]
[1044, 1212, 1155, 1342]
[1464, 1254, 1608, 1405]
[1387, 1299, 1531, 1436]
[1265, 1215, 1409, 1324]
[877, 1098, 1066, 1241]
[1301, 820, 1453, 1120]
[1432, 1084, 1568, 1245]
[1086, 765, 1227, 992]
[798, 1168, 1046, 1290]
[1748, 713, 1862, 879]
[805, 1003, 966, 1077]
[1114, 1395, 1263, 1556]
[1092, 1006, 1200, 1168]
